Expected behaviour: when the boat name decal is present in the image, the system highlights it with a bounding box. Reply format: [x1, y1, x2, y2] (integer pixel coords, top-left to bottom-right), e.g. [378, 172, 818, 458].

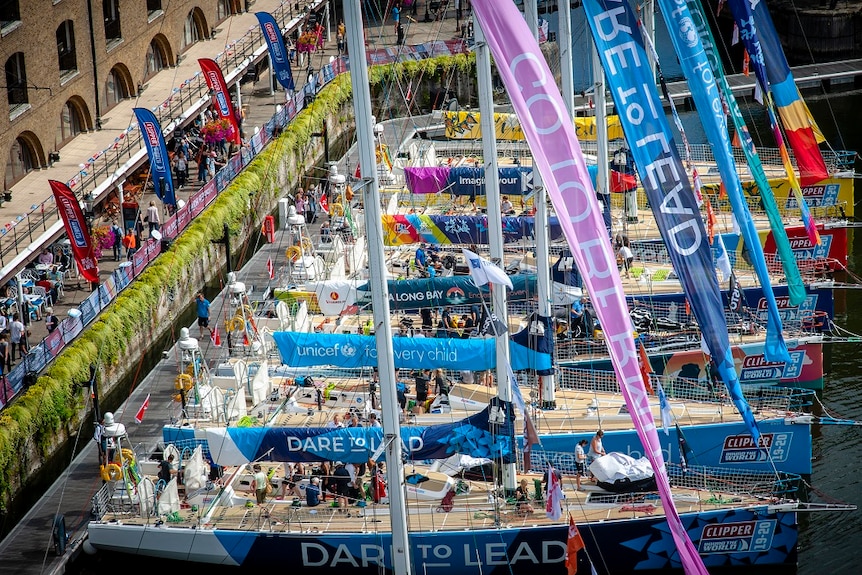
[785, 183, 840, 208]
[739, 351, 804, 381]
[699, 520, 776, 554]
[720, 432, 792, 463]
[787, 235, 832, 259]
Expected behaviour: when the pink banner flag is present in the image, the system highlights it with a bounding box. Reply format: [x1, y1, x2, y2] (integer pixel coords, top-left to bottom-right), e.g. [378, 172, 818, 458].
[471, 2, 707, 573]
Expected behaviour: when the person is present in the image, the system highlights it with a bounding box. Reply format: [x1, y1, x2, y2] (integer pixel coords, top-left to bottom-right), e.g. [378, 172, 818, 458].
[195, 292, 211, 337]
[326, 414, 343, 428]
[575, 439, 589, 490]
[0, 333, 9, 376]
[294, 190, 306, 220]
[501, 195, 514, 215]
[146, 201, 160, 234]
[332, 462, 351, 509]
[515, 479, 534, 515]
[174, 151, 188, 188]
[395, 379, 408, 413]
[93, 416, 107, 467]
[368, 412, 382, 428]
[280, 463, 304, 499]
[415, 369, 430, 406]
[336, 30, 345, 55]
[45, 309, 59, 334]
[434, 368, 449, 396]
[9, 314, 26, 362]
[320, 220, 332, 243]
[618, 241, 634, 279]
[38, 248, 53, 265]
[414, 244, 427, 273]
[252, 464, 269, 507]
[391, 2, 401, 35]
[570, 295, 591, 339]
[306, 475, 321, 507]
[589, 430, 606, 464]
[110, 220, 123, 261]
[158, 454, 176, 484]
[122, 229, 137, 260]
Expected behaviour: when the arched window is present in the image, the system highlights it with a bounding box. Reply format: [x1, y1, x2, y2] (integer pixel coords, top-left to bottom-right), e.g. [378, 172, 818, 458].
[103, 0, 121, 42]
[182, 10, 203, 49]
[5, 53, 28, 106]
[217, 0, 231, 20]
[5, 136, 34, 188]
[57, 101, 84, 145]
[146, 40, 166, 76]
[57, 20, 78, 75]
[0, 1, 21, 29]
[105, 66, 130, 109]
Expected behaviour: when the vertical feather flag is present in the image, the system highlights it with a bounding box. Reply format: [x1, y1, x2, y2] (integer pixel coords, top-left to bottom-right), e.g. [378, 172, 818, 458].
[255, 12, 295, 91]
[319, 192, 329, 214]
[211, 326, 222, 347]
[198, 58, 242, 144]
[134, 394, 151, 424]
[656, 382, 673, 436]
[133, 108, 177, 206]
[522, 413, 540, 472]
[49, 180, 100, 283]
[566, 514, 585, 575]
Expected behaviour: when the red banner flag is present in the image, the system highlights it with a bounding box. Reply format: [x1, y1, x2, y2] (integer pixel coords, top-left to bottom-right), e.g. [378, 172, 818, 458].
[522, 412, 540, 471]
[319, 192, 329, 214]
[198, 58, 241, 144]
[566, 514, 585, 575]
[134, 394, 151, 423]
[267, 257, 275, 279]
[637, 340, 654, 395]
[49, 180, 99, 283]
[211, 326, 222, 347]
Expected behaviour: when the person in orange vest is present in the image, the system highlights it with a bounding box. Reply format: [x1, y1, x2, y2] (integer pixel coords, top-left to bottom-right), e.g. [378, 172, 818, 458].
[122, 229, 137, 260]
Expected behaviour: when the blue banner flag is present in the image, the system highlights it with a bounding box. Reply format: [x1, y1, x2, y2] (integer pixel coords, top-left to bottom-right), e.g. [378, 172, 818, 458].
[356, 274, 537, 311]
[583, 0, 760, 445]
[255, 12, 295, 91]
[168, 402, 514, 465]
[273, 331, 551, 372]
[133, 108, 176, 206]
[656, 0, 788, 364]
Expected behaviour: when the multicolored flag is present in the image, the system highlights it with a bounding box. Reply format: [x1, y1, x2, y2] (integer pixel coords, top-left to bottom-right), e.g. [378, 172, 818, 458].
[198, 58, 242, 144]
[255, 12, 295, 91]
[545, 463, 563, 521]
[133, 108, 176, 206]
[49, 180, 100, 283]
[566, 513, 585, 575]
[134, 394, 151, 424]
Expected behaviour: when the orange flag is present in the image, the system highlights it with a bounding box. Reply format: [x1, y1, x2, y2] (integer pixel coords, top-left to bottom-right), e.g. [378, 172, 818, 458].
[637, 340, 654, 395]
[566, 513, 585, 575]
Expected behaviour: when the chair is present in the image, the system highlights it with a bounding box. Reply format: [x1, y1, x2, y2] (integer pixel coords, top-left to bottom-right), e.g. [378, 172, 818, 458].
[32, 286, 52, 308]
[20, 269, 38, 282]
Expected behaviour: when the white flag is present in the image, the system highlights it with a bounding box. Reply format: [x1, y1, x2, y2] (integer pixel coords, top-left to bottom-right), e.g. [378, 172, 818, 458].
[714, 235, 732, 281]
[462, 248, 513, 289]
[657, 381, 673, 436]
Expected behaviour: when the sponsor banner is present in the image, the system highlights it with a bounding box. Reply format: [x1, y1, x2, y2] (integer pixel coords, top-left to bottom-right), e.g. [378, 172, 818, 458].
[198, 58, 242, 144]
[355, 275, 537, 311]
[132, 108, 176, 206]
[448, 166, 527, 197]
[704, 176, 854, 217]
[699, 520, 776, 554]
[443, 111, 625, 141]
[255, 12, 295, 91]
[273, 331, 550, 372]
[305, 280, 360, 316]
[535, 418, 810, 475]
[719, 225, 848, 271]
[196, 402, 514, 466]
[381, 214, 566, 246]
[48, 180, 100, 283]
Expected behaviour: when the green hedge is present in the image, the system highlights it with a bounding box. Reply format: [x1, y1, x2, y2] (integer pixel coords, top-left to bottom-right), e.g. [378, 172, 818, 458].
[0, 53, 476, 508]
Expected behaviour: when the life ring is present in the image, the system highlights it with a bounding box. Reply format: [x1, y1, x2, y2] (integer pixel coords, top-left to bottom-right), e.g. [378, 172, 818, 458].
[330, 203, 344, 217]
[101, 463, 123, 482]
[286, 245, 302, 262]
[345, 186, 354, 201]
[175, 373, 194, 391]
[300, 237, 314, 252]
[119, 448, 135, 463]
[225, 316, 245, 332]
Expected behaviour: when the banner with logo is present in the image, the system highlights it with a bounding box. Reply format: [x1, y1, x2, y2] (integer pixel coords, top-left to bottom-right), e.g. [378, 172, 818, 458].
[133, 108, 176, 206]
[273, 331, 550, 372]
[198, 58, 241, 144]
[381, 214, 565, 245]
[720, 225, 848, 272]
[656, 0, 788, 364]
[255, 12, 295, 91]
[48, 180, 99, 283]
[356, 274, 537, 311]
[192, 401, 514, 465]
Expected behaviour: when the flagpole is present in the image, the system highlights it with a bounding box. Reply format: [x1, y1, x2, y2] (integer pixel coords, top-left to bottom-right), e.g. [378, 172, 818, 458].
[475, 15, 517, 494]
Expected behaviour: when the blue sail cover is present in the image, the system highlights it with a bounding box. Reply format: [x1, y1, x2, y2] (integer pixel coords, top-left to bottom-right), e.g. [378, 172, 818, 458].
[273, 331, 552, 372]
[201, 401, 514, 465]
[583, 0, 761, 443]
[355, 274, 537, 310]
[656, 0, 789, 364]
[510, 313, 555, 376]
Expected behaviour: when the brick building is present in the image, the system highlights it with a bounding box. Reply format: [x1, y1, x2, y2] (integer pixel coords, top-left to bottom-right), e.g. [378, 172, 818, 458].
[0, 0, 248, 190]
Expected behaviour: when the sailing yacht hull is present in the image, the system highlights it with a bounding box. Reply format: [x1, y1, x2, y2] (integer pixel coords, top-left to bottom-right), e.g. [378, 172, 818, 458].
[87, 506, 797, 573]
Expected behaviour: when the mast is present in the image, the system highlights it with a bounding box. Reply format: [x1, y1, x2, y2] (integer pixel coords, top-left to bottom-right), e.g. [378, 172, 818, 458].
[558, 0, 575, 116]
[343, 2, 412, 573]
[591, 38, 610, 233]
[524, 1, 555, 409]
[474, 14, 516, 493]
